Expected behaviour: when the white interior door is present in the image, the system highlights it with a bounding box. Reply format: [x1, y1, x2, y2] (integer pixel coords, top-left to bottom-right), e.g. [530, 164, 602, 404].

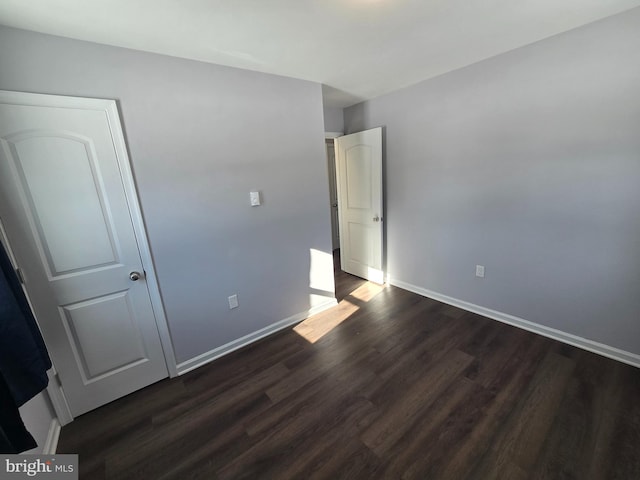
[0, 91, 169, 417]
[335, 127, 383, 283]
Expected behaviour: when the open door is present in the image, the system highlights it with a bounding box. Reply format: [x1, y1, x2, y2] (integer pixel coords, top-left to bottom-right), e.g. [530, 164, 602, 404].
[0, 91, 171, 417]
[334, 127, 383, 284]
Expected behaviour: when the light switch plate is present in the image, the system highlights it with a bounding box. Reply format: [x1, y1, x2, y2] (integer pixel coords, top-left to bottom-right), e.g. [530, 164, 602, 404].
[250, 191, 261, 206]
[228, 294, 239, 309]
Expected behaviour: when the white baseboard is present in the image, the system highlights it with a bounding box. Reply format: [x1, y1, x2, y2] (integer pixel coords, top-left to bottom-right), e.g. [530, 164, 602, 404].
[176, 299, 339, 375]
[42, 418, 61, 455]
[46, 370, 73, 426]
[389, 278, 640, 369]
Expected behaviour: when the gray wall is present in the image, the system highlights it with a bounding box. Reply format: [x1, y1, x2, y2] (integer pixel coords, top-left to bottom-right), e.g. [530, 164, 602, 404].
[0, 26, 334, 363]
[323, 106, 344, 133]
[344, 8, 640, 355]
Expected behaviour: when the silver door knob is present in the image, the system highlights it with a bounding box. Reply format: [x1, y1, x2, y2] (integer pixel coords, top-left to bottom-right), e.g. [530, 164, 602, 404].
[129, 271, 142, 281]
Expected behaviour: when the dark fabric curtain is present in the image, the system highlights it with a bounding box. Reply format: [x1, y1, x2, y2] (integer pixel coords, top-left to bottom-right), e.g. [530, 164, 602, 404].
[0, 241, 52, 453]
[0, 372, 37, 453]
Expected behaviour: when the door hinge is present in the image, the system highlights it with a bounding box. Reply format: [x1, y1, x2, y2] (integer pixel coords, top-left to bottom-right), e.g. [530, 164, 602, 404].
[53, 372, 62, 387]
[15, 267, 25, 284]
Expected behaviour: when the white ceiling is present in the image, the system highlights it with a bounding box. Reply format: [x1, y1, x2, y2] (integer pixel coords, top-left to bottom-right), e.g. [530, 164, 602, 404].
[1, 0, 639, 107]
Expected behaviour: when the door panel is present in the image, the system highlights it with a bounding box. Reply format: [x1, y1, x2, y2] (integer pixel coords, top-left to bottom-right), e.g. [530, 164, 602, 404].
[8, 133, 118, 275]
[335, 127, 383, 283]
[0, 91, 169, 417]
[346, 146, 372, 209]
[60, 291, 147, 382]
[347, 222, 372, 265]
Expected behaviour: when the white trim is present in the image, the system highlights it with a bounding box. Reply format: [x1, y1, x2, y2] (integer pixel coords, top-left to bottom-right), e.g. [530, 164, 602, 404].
[325, 132, 343, 139]
[105, 100, 179, 377]
[45, 369, 73, 426]
[42, 418, 61, 455]
[177, 299, 338, 375]
[389, 277, 640, 369]
[0, 90, 113, 110]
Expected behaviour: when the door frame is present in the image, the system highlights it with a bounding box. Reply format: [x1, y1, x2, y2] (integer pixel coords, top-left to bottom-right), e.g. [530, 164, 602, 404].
[324, 132, 343, 251]
[325, 132, 343, 139]
[0, 90, 178, 421]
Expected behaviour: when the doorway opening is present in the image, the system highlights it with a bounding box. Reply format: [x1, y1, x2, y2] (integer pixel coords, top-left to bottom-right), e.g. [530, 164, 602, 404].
[324, 136, 347, 300]
[325, 137, 340, 252]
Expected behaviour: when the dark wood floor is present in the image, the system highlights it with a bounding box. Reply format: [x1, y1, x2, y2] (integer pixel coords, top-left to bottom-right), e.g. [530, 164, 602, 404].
[58, 252, 640, 479]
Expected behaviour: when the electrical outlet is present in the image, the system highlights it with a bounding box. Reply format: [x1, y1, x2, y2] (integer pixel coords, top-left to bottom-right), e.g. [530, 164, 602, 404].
[228, 294, 239, 309]
[475, 265, 485, 278]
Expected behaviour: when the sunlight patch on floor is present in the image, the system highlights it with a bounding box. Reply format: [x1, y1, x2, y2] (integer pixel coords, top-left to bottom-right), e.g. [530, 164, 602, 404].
[349, 281, 385, 302]
[294, 299, 359, 343]
[295, 281, 386, 343]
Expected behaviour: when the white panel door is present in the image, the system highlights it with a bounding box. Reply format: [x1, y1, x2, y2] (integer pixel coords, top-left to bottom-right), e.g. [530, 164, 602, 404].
[0, 91, 169, 417]
[335, 127, 383, 283]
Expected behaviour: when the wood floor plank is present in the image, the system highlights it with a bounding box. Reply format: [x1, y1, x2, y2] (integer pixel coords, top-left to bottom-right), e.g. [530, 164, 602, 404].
[470, 350, 577, 478]
[244, 348, 378, 437]
[155, 362, 289, 426]
[216, 396, 378, 480]
[57, 377, 186, 453]
[360, 348, 474, 456]
[588, 362, 640, 480]
[56, 250, 640, 479]
[264, 339, 372, 404]
[378, 376, 480, 479]
[363, 311, 478, 400]
[248, 399, 379, 480]
[434, 334, 551, 480]
[306, 438, 387, 480]
[528, 351, 620, 480]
